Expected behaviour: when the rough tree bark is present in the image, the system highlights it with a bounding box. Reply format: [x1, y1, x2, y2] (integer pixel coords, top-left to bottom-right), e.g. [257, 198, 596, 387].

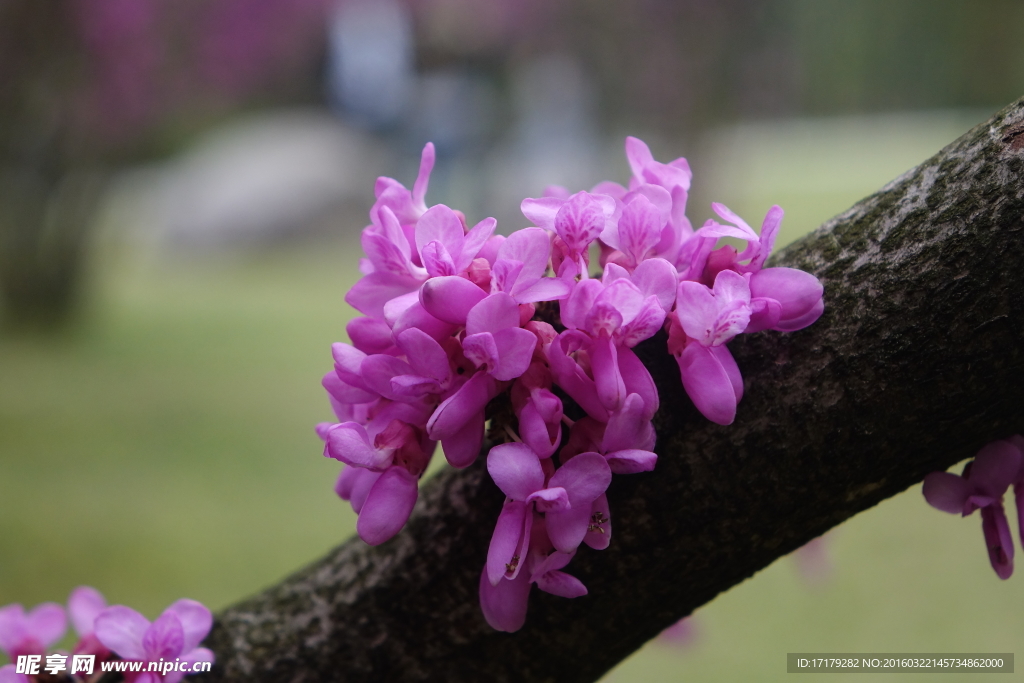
[197, 97, 1024, 683]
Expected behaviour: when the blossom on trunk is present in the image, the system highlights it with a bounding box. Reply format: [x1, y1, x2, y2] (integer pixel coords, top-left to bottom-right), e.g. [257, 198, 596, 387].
[923, 439, 1022, 579]
[318, 134, 826, 631]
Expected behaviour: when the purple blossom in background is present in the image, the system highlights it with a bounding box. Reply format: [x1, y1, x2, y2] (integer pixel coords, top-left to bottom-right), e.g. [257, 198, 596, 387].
[68, 0, 330, 142]
[792, 535, 835, 587]
[658, 616, 699, 649]
[320, 136, 824, 629]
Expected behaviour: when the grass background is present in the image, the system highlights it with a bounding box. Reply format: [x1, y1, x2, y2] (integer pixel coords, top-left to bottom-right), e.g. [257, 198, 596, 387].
[2, 112, 1023, 681]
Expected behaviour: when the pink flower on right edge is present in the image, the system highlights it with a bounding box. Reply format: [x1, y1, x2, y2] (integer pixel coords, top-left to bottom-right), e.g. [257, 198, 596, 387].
[923, 436, 1024, 579]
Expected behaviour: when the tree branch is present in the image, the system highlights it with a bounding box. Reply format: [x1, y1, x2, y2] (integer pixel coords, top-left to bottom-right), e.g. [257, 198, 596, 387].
[198, 97, 1024, 683]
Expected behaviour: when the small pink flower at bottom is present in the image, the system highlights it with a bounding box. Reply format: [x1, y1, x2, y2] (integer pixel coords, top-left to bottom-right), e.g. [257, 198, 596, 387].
[94, 599, 214, 683]
[0, 664, 28, 683]
[479, 518, 588, 632]
[0, 601, 66, 660]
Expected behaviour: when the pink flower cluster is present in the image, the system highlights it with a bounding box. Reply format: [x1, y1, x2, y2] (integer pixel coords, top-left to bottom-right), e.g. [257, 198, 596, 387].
[924, 435, 1024, 579]
[319, 137, 824, 631]
[0, 588, 213, 683]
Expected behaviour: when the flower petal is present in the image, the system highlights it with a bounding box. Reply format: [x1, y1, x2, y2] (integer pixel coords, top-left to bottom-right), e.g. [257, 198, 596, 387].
[535, 570, 588, 599]
[546, 505, 594, 553]
[338, 467, 382, 514]
[616, 194, 662, 266]
[677, 342, 738, 425]
[416, 205, 464, 264]
[618, 347, 659, 419]
[922, 472, 970, 514]
[419, 275, 488, 326]
[164, 600, 212, 654]
[549, 452, 611, 507]
[68, 587, 106, 637]
[631, 258, 678, 311]
[95, 606, 150, 661]
[357, 466, 419, 545]
[547, 331, 609, 422]
[749, 267, 823, 328]
[527, 487, 570, 513]
[605, 449, 658, 474]
[590, 334, 626, 413]
[486, 500, 531, 585]
[143, 612, 184, 660]
[509, 276, 571, 304]
[392, 301, 457, 342]
[521, 196, 563, 231]
[497, 228, 551, 285]
[396, 328, 451, 384]
[981, 504, 1014, 579]
[0, 605, 25, 653]
[467, 292, 520, 336]
[712, 344, 744, 404]
[0, 664, 28, 683]
[164, 647, 215, 683]
[479, 568, 531, 633]
[675, 281, 718, 342]
[326, 423, 390, 470]
[427, 371, 498, 441]
[490, 328, 537, 381]
[969, 440, 1021, 498]
[487, 442, 545, 501]
[25, 603, 66, 649]
[412, 142, 435, 207]
[345, 271, 421, 319]
[440, 409, 485, 468]
[554, 192, 605, 254]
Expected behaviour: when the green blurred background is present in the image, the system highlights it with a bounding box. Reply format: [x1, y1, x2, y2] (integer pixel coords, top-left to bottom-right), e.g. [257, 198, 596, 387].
[2, 1, 1023, 680]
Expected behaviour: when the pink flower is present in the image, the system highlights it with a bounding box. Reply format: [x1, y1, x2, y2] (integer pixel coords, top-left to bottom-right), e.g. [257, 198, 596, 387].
[414, 206, 495, 278]
[484, 443, 611, 585]
[600, 194, 664, 270]
[0, 601, 66, 660]
[683, 204, 824, 332]
[319, 135, 827, 632]
[0, 664, 28, 683]
[560, 278, 665, 412]
[479, 517, 589, 633]
[94, 599, 214, 683]
[923, 439, 1022, 579]
[668, 269, 752, 425]
[521, 191, 615, 279]
[322, 399, 434, 545]
[489, 228, 571, 303]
